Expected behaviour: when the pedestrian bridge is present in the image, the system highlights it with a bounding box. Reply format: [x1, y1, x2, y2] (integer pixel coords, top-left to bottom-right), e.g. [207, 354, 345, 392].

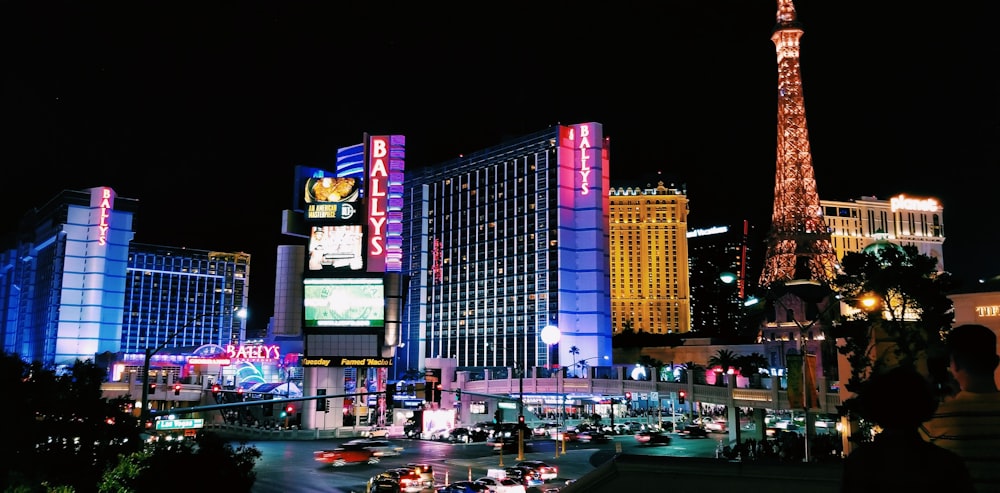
[457, 371, 841, 415]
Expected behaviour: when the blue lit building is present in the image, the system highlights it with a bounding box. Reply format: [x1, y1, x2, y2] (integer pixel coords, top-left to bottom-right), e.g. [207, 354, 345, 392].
[399, 123, 614, 375]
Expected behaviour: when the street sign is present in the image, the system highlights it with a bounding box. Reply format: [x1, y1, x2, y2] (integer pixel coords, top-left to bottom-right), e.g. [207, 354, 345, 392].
[155, 418, 205, 430]
[650, 391, 659, 401]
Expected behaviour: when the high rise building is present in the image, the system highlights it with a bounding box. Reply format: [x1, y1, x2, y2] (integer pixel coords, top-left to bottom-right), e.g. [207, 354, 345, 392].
[688, 220, 755, 338]
[0, 187, 138, 368]
[821, 194, 945, 270]
[121, 244, 250, 354]
[0, 186, 251, 371]
[400, 123, 614, 373]
[758, 0, 839, 288]
[609, 181, 691, 334]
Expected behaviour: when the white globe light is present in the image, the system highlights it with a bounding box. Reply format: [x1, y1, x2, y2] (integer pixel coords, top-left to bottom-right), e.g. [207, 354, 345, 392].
[540, 325, 561, 345]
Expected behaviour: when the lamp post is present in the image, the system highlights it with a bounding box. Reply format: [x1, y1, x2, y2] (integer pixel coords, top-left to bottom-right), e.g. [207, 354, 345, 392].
[539, 325, 561, 456]
[514, 362, 525, 461]
[138, 309, 246, 427]
[574, 355, 610, 378]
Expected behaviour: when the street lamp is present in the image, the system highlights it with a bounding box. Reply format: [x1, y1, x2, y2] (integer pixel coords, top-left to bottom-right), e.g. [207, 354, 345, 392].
[138, 308, 246, 427]
[574, 355, 610, 378]
[540, 325, 561, 373]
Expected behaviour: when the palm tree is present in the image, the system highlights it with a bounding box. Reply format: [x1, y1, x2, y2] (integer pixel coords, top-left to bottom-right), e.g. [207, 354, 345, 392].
[708, 349, 740, 386]
[569, 346, 580, 376]
[735, 352, 769, 388]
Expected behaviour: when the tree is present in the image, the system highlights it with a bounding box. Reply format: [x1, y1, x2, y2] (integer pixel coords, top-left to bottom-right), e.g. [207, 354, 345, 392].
[735, 352, 769, 387]
[831, 245, 956, 439]
[568, 346, 580, 377]
[707, 349, 740, 386]
[4, 354, 143, 492]
[100, 431, 261, 493]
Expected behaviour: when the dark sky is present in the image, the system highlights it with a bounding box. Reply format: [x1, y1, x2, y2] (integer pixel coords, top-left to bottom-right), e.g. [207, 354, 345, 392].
[3, 1, 997, 329]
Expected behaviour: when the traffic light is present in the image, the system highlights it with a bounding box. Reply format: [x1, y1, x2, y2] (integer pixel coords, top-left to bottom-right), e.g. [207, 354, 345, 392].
[455, 388, 462, 402]
[494, 409, 503, 424]
[624, 391, 632, 402]
[518, 415, 525, 425]
[173, 383, 182, 395]
[324, 399, 330, 414]
[435, 383, 443, 403]
[286, 404, 294, 415]
[147, 382, 157, 394]
[678, 390, 686, 405]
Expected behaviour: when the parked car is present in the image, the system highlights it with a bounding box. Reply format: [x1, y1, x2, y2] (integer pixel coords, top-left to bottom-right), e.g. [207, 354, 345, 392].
[679, 425, 709, 438]
[314, 445, 379, 466]
[514, 460, 558, 481]
[634, 431, 672, 446]
[475, 477, 527, 493]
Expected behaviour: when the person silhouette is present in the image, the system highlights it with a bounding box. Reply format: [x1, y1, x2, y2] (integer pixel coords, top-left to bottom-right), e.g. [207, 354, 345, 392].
[841, 365, 974, 493]
[921, 324, 1000, 492]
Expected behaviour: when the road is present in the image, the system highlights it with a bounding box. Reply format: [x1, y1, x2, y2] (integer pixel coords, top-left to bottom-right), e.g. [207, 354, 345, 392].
[245, 432, 729, 493]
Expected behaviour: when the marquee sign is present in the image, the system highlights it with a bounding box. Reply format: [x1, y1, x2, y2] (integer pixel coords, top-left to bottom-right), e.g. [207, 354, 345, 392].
[301, 356, 393, 367]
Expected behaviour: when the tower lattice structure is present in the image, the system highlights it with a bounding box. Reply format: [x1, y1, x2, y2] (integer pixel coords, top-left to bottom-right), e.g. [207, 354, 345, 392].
[759, 0, 839, 288]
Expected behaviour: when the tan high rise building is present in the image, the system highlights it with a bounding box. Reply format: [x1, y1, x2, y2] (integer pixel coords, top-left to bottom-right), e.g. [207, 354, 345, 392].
[821, 194, 945, 271]
[609, 181, 691, 334]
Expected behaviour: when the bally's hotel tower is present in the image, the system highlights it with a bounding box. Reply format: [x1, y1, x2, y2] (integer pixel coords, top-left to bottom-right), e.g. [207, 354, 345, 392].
[400, 123, 614, 374]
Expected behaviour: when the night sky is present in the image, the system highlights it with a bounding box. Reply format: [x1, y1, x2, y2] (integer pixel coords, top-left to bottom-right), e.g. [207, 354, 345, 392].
[3, 1, 997, 329]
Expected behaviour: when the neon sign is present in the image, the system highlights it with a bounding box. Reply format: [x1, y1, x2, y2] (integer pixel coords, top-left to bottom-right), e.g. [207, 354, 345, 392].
[975, 305, 1000, 318]
[890, 194, 940, 213]
[576, 125, 593, 195]
[367, 136, 389, 272]
[93, 187, 114, 246]
[225, 344, 280, 361]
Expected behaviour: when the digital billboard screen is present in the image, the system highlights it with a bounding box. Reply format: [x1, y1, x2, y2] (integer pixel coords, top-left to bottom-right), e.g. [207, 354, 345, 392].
[308, 225, 364, 272]
[304, 277, 384, 328]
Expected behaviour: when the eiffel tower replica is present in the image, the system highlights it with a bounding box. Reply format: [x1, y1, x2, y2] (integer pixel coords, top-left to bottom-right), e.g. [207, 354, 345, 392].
[759, 0, 840, 289]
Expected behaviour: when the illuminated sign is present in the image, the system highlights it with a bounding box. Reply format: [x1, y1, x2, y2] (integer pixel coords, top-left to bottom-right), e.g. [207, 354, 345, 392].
[303, 277, 385, 327]
[188, 357, 232, 365]
[687, 226, 730, 238]
[367, 136, 389, 271]
[308, 225, 364, 272]
[975, 305, 1000, 317]
[576, 124, 593, 195]
[365, 134, 405, 273]
[890, 194, 940, 213]
[226, 344, 281, 361]
[155, 419, 205, 430]
[301, 356, 393, 367]
[91, 187, 114, 246]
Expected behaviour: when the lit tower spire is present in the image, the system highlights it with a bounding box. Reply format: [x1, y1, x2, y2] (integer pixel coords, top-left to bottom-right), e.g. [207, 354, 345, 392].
[759, 0, 839, 287]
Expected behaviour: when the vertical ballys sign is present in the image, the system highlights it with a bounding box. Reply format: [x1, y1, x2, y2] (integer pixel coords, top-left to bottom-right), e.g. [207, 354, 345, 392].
[366, 135, 405, 273]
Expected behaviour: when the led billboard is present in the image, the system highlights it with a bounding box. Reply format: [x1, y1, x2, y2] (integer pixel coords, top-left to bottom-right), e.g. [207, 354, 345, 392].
[304, 277, 385, 327]
[308, 225, 364, 272]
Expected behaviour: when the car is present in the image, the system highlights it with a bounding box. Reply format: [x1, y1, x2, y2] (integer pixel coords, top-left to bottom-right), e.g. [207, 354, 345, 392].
[446, 426, 483, 443]
[514, 460, 557, 481]
[314, 446, 379, 466]
[475, 477, 527, 493]
[679, 425, 709, 438]
[576, 430, 610, 443]
[404, 462, 436, 489]
[503, 467, 544, 487]
[486, 436, 533, 453]
[368, 468, 425, 493]
[532, 422, 560, 437]
[365, 426, 390, 438]
[345, 439, 405, 457]
[705, 419, 728, 433]
[551, 429, 578, 442]
[437, 480, 490, 493]
[634, 431, 672, 445]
